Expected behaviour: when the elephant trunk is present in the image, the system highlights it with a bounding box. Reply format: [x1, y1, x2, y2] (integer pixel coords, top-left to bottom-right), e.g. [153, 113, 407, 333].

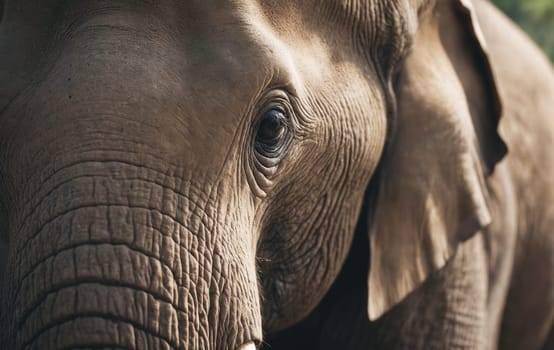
[3, 163, 262, 349]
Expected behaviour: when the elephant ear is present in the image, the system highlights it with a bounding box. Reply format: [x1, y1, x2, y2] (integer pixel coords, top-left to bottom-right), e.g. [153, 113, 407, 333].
[366, 0, 507, 320]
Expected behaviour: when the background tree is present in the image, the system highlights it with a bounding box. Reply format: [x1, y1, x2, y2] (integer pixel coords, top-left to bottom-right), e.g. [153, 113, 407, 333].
[493, 0, 554, 61]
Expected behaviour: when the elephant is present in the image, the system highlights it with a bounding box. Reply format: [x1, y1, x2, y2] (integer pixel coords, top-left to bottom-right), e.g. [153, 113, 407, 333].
[0, 0, 553, 349]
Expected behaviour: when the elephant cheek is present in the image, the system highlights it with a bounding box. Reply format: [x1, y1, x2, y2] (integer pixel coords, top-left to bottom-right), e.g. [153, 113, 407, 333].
[2, 170, 262, 350]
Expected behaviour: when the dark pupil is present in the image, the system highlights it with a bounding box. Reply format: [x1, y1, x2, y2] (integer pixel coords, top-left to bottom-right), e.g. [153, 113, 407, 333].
[257, 109, 286, 146]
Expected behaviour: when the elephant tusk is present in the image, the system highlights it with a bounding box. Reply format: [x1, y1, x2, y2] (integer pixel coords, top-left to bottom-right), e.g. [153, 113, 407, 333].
[238, 342, 257, 350]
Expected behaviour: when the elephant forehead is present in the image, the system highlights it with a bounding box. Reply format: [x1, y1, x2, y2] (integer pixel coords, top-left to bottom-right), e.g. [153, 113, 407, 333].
[3, 0, 370, 173]
[6, 1, 322, 171]
[81, 1, 334, 169]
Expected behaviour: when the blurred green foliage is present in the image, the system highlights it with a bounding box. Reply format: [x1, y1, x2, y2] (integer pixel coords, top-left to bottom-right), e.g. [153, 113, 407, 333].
[492, 0, 554, 60]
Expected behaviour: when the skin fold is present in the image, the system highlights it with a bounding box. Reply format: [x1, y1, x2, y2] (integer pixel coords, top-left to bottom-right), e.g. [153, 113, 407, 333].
[0, 0, 552, 349]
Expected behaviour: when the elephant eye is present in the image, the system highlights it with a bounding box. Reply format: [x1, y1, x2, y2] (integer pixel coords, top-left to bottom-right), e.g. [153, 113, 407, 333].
[254, 108, 292, 159]
[247, 95, 297, 197]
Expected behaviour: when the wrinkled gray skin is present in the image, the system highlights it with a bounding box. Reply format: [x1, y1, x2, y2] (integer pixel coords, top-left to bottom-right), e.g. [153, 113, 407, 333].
[0, 0, 553, 349]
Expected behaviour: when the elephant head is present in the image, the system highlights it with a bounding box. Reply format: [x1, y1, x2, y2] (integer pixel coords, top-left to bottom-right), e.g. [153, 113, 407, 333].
[0, 0, 506, 349]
